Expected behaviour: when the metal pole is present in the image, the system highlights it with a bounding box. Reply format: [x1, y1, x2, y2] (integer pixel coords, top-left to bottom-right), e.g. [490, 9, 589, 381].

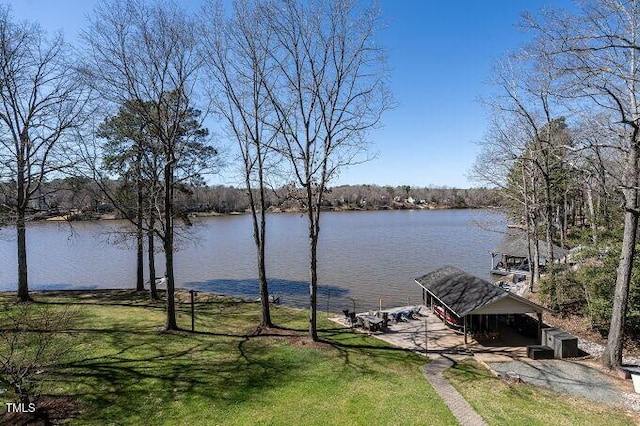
[190, 289, 196, 332]
[424, 315, 428, 354]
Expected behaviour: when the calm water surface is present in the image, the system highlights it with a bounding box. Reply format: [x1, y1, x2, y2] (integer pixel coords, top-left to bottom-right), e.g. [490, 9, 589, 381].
[0, 210, 506, 311]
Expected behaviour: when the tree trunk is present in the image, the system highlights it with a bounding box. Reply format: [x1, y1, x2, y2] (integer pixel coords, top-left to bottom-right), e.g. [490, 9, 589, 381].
[603, 142, 639, 369]
[16, 156, 31, 302]
[562, 189, 568, 246]
[532, 236, 541, 286]
[531, 176, 542, 285]
[308, 231, 319, 341]
[164, 161, 178, 331]
[136, 221, 145, 291]
[603, 206, 637, 368]
[16, 209, 30, 302]
[136, 154, 145, 291]
[148, 219, 159, 300]
[248, 166, 272, 328]
[586, 181, 598, 244]
[256, 212, 271, 327]
[307, 187, 319, 341]
[522, 166, 535, 292]
[544, 180, 555, 263]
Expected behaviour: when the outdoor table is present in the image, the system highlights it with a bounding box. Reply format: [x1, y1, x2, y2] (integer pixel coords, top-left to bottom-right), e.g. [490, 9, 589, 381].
[357, 314, 384, 331]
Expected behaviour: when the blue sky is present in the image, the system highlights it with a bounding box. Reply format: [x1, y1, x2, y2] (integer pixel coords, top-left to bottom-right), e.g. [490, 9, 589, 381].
[5, 0, 571, 188]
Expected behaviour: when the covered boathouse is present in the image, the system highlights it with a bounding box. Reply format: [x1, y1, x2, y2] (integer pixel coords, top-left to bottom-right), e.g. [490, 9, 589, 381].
[415, 266, 548, 345]
[490, 235, 567, 277]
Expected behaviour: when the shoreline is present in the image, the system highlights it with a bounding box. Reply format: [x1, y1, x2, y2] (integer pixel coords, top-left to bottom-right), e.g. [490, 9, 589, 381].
[6, 204, 500, 225]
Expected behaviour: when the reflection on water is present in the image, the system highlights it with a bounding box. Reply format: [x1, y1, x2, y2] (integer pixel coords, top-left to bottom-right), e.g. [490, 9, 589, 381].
[0, 209, 506, 312]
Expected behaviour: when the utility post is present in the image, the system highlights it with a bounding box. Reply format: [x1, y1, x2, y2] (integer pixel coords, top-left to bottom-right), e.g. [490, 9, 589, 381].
[189, 289, 197, 332]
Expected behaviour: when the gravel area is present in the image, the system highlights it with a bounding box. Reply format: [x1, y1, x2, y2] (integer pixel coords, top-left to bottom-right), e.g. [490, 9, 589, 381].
[623, 393, 640, 412]
[488, 359, 640, 411]
[578, 340, 640, 366]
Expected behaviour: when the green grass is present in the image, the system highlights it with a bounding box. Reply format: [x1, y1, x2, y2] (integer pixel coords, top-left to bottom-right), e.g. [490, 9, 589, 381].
[443, 359, 637, 426]
[1, 290, 455, 425]
[3, 290, 636, 425]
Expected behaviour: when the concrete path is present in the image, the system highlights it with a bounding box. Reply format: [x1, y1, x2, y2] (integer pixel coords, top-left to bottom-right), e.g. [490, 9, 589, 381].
[420, 355, 487, 426]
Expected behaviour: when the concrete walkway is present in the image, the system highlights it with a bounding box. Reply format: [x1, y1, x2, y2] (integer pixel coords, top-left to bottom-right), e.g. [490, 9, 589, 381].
[420, 355, 487, 426]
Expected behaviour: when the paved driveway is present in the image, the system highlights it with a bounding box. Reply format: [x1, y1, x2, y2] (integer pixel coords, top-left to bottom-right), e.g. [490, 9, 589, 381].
[488, 359, 627, 405]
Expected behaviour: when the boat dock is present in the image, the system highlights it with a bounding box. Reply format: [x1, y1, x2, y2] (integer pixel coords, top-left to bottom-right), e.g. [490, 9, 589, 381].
[332, 304, 532, 363]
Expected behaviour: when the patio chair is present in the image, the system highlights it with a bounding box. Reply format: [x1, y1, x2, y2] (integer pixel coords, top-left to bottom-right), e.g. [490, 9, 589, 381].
[348, 312, 356, 327]
[363, 317, 371, 331]
[399, 310, 412, 321]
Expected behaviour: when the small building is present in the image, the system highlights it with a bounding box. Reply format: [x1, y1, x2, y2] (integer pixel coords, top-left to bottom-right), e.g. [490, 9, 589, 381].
[415, 266, 548, 345]
[490, 235, 567, 277]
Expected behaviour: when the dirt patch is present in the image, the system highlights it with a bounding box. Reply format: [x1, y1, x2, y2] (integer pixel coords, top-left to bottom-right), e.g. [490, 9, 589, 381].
[1, 396, 81, 425]
[253, 326, 333, 350]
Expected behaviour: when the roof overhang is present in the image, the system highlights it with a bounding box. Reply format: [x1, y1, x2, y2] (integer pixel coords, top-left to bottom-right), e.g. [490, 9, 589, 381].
[414, 267, 550, 317]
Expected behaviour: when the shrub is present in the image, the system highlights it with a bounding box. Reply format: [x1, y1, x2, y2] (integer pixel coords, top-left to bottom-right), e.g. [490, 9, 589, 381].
[0, 303, 78, 405]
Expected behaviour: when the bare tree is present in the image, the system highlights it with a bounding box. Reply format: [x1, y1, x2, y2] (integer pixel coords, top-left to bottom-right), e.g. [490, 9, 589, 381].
[526, 0, 640, 368]
[473, 53, 573, 287]
[263, 0, 390, 340]
[202, 0, 281, 327]
[0, 6, 89, 302]
[82, 0, 214, 330]
[0, 303, 78, 406]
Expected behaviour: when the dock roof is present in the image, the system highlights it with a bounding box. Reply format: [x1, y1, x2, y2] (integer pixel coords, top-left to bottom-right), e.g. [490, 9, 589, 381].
[415, 266, 546, 317]
[491, 235, 567, 261]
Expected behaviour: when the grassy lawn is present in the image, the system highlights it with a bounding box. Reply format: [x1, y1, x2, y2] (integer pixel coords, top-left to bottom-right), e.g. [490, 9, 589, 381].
[443, 359, 637, 426]
[3, 290, 637, 425]
[1, 290, 455, 425]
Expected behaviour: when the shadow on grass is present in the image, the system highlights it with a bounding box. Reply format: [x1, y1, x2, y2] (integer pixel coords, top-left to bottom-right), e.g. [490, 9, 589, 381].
[27, 289, 166, 311]
[2, 291, 433, 423]
[23, 289, 262, 315]
[48, 321, 424, 423]
[49, 331, 306, 423]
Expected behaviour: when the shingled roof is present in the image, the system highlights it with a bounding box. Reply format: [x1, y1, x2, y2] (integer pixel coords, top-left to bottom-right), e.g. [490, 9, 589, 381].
[415, 266, 545, 317]
[491, 235, 567, 262]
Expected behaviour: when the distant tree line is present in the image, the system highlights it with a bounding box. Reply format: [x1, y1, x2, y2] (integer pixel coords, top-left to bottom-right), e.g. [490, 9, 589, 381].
[0, 180, 503, 219]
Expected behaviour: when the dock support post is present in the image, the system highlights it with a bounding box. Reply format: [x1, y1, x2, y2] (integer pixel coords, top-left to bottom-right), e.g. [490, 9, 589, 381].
[463, 316, 468, 346]
[537, 312, 543, 344]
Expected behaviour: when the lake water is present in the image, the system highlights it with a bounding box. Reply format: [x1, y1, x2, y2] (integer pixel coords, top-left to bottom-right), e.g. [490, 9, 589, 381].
[0, 209, 506, 312]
